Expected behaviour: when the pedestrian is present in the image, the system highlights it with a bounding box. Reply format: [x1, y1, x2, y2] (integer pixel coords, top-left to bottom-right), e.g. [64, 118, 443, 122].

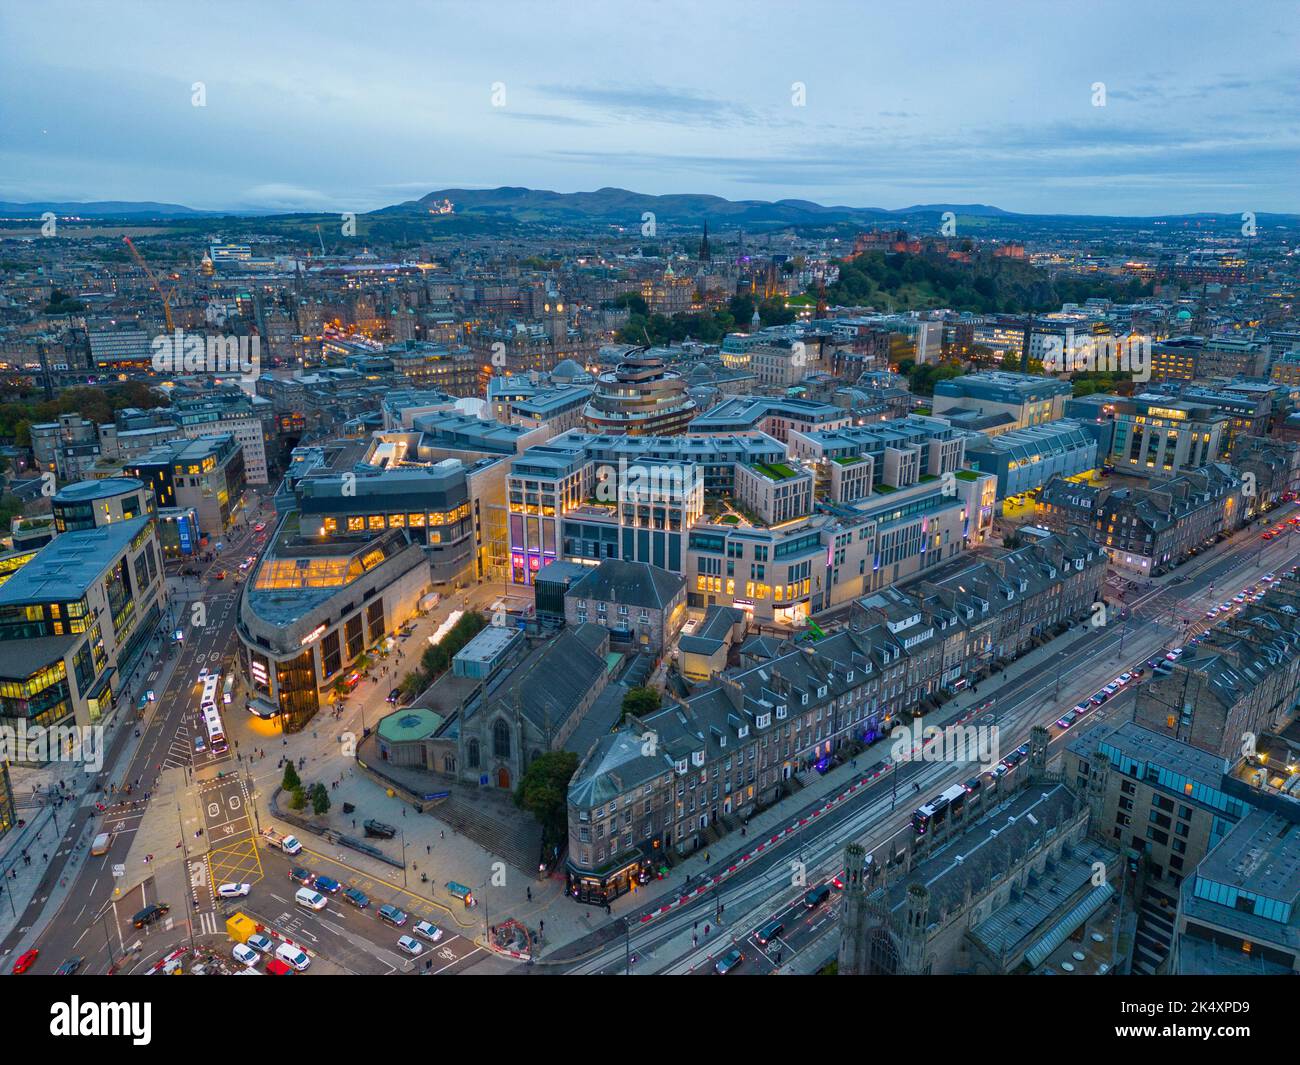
[440, 829, 445, 840]
[704, 923, 710, 937]
[352, 819, 356, 828]
[426, 845, 431, 855]
[526, 887, 532, 902]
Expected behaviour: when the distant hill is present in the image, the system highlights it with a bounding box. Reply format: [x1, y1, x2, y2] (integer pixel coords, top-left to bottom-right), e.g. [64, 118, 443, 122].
[376, 185, 897, 228]
[0, 200, 217, 219]
[3, 188, 1296, 232]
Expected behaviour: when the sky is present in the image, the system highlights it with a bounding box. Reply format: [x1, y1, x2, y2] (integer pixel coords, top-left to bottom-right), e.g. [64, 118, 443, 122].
[1, 0, 1297, 217]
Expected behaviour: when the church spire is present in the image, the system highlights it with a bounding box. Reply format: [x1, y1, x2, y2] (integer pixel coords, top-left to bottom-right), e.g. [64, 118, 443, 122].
[698, 220, 711, 262]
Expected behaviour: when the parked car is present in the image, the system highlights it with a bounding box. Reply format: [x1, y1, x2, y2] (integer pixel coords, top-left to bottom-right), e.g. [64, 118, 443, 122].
[414, 920, 443, 943]
[217, 882, 251, 898]
[232, 943, 260, 967]
[246, 933, 274, 954]
[275, 942, 311, 971]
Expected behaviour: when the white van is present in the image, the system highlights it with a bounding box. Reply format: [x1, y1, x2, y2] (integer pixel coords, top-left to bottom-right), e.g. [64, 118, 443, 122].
[232, 943, 260, 967]
[274, 941, 311, 971]
[294, 887, 327, 911]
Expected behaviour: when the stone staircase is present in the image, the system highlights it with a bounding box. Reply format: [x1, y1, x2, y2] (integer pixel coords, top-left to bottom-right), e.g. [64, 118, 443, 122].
[430, 790, 543, 873]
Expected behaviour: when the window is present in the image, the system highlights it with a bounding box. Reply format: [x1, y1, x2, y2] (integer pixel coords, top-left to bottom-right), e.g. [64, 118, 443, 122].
[492, 719, 511, 759]
[467, 739, 480, 768]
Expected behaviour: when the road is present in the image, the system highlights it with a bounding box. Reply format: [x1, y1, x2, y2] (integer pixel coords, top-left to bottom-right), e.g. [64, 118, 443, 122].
[4, 491, 274, 974]
[557, 508, 1300, 976]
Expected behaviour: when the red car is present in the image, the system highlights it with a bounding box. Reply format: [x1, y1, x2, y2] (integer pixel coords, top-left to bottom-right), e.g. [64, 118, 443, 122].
[12, 948, 38, 974]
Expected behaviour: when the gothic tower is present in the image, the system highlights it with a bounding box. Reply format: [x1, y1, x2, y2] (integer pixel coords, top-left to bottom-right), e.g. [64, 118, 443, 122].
[837, 842, 870, 975]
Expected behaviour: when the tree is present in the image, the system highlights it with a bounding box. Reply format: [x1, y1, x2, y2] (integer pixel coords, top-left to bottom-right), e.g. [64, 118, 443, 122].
[515, 751, 579, 851]
[621, 686, 660, 722]
[288, 786, 307, 811]
[310, 782, 331, 816]
[282, 763, 301, 791]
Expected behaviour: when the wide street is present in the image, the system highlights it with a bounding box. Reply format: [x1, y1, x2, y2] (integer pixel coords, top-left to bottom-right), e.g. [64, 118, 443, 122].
[5, 486, 1297, 977]
[554, 506, 1300, 976]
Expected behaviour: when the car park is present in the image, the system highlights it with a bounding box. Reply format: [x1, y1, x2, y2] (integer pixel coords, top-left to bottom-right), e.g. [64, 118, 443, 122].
[397, 935, 425, 956]
[232, 943, 260, 967]
[217, 883, 251, 898]
[414, 920, 444, 942]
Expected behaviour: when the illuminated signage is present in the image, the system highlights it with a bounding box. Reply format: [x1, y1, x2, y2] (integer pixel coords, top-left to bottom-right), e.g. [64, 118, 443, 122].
[300, 624, 327, 646]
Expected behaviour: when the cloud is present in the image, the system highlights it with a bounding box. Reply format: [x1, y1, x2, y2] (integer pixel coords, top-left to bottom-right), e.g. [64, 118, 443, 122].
[535, 82, 760, 126]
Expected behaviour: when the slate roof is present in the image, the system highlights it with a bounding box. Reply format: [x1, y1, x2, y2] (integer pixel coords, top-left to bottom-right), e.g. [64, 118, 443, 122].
[567, 559, 686, 611]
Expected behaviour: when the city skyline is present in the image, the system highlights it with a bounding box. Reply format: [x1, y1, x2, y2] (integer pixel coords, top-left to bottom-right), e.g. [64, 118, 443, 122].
[2, 0, 1297, 216]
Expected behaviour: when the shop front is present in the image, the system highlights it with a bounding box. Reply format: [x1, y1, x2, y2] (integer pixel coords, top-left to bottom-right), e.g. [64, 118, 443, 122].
[566, 847, 660, 906]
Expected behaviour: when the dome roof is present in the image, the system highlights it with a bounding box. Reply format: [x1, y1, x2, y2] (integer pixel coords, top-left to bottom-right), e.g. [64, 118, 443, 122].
[552, 358, 589, 381]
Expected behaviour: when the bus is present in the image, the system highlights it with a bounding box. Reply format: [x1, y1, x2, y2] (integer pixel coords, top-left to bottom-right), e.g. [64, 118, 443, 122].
[200, 673, 221, 709]
[203, 704, 228, 754]
[223, 674, 235, 705]
[912, 784, 968, 836]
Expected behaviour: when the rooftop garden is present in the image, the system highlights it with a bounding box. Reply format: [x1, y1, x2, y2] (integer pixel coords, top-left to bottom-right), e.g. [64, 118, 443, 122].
[832, 455, 864, 466]
[955, 469, 981, 481]
[755, 461, 799, 481]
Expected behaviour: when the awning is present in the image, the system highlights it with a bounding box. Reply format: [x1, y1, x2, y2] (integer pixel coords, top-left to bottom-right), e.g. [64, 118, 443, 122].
[1025, 882, 1115, 968]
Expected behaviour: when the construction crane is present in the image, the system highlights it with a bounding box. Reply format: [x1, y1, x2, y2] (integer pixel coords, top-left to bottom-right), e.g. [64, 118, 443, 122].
[122, 236, 176, 331]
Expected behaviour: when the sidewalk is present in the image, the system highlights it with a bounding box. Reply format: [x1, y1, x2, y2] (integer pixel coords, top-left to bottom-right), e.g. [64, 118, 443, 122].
[0, 583, 185, 945]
